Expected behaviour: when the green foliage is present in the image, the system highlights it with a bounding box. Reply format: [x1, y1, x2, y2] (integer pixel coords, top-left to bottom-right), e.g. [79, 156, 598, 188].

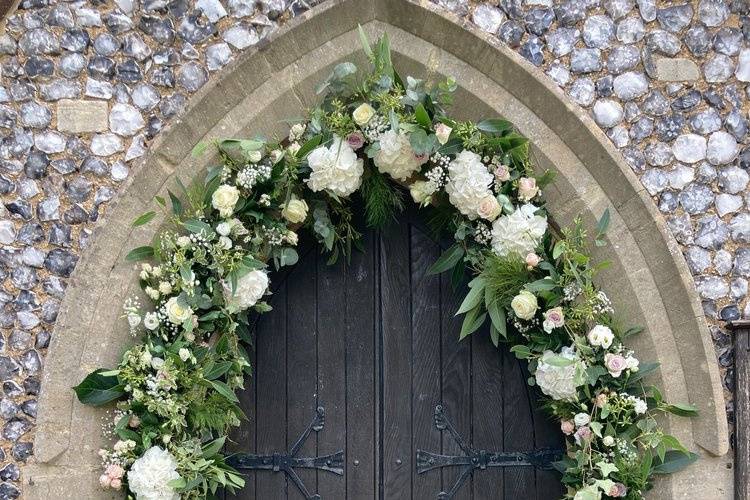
[73, 369, 124, 406]
[359, 167, 405, 228]
[480, 254, 532, 308]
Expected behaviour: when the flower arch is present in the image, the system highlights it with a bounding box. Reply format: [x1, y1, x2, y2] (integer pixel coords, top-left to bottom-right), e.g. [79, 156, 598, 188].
[68, 30, 699, 500]
[27, 2, 725, 498]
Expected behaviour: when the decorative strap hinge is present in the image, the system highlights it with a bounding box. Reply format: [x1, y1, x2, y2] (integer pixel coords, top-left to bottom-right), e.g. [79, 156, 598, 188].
[416, 405, 564, 500]
[227, 406, 344, 500]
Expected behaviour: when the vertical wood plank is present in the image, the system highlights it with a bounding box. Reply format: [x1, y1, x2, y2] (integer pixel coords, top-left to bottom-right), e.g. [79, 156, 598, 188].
[286, 245, 319, 498]
[345, 226, 378, 498]
[502, 351, 536, 499]
[441, 269, 473, 500]
[255, 283, 288, 498]
[380, 217, 413, 500]
[317, 249, 347, 498]
[471, 327, 505, 500]
[410, 224, 443, 498]
[732, 321, 750, 500]
[530, 361, 565, 499]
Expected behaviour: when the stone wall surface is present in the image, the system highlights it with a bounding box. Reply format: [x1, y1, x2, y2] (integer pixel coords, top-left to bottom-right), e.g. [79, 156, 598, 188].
[0, 0, 743, 498]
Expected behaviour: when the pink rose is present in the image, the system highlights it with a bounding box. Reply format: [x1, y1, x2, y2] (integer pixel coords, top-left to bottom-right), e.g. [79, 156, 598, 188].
[494, 164, 510, 182]
[414, 152, 430, 165]
[605, 353, 627, 378]
[435, 123, 452, 145]
[110, 478, 122, 490]
[525, 252, 541, 269]
[105, 464, 124, 479]
[543, 307, 564, 327]
[346, 132, 365, 150]
[609, 483, 628, 497]
[477, 195, 501, 221]
[595, 393, 608, 408]
[574, 426, 592, 445]
[518, 177, 539, 201]
[99, 474, 111, 488]
[560, 420, 575, 435]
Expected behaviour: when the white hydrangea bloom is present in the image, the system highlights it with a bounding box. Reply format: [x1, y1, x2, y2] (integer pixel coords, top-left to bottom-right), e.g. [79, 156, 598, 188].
[223, 269, 269, 311]
[444, 150, 494, 219]
[490, 203, 547, 257]
[374, 129, 421, 181]
[306, 136, 364, 197]
[127, 446, 181, 500]
[534, 346, 583, 401]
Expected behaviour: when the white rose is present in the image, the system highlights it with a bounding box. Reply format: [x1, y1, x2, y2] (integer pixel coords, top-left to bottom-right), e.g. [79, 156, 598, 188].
[178, 348, 190, 362]
[374, 129, 421, 181]
[510, 290, 538, 320]
[352, 103, 376, 126]
[211, 184, 240, 218]
[305, 136, 364, 197]
[602, 435, 615, 447]
[490, 203, 547, 257]
[165, 296, 192, 324]
[477, 195, 501, 221]
[144, 312, 160, 331]
[282, 197, 309, 224]
[409, 180, 436, 205]
[127, 446, 181, 500]
[534, 347, 583, 401]
[573, 412, 590, 427]
[435, 123, 452, 145]
[246, 150, 262, 163]
[587, 325, 614, 349]
[445, 150, 495, 219]
[150, 357, 164, 370]
[218, 236, 233, 250]
[223, 269, 269, 311]
[216, 222, 232, 236]
[158, 282, 172, 295]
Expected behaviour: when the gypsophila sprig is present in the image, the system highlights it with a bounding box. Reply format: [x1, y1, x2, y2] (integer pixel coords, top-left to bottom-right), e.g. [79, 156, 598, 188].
[74, 30, 696, 500]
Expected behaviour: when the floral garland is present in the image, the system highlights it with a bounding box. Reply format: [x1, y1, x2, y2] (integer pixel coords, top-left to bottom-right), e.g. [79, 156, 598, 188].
[74, 31, 698, 500]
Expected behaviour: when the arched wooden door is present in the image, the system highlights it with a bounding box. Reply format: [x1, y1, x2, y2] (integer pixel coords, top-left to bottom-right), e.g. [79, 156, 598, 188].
[226, 204, 564, 500]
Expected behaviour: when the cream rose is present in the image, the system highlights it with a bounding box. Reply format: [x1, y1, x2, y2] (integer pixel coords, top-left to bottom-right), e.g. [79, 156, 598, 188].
[212, 184, 240, 218]
[517, 177, 539, 201]
[573, 412, 590, 427]
[165, 296, 192, 325]
[494, 164, 510, 182]
[282, 197, 309, 224]
[352, 103, 376, 126]
[510, 290, 538, 320]
[223, 269, 269, 311]
[435, 123, 452, 144]
[477, 195, 501, 221]
[374, 129, 421, 181]
[127, 446, 181, 500]
[409, 180, 435, 205]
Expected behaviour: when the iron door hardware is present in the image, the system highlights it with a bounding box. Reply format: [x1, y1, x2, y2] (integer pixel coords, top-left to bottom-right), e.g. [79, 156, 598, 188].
[417, 405, 564, 499]
[227, 406, 344, 500]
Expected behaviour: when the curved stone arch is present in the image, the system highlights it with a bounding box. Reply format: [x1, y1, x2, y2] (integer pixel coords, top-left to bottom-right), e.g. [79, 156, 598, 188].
[24, 0, 731, 497]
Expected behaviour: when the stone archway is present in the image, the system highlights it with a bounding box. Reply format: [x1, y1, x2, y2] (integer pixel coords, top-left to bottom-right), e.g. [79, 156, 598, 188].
[23, 0, 731, 498]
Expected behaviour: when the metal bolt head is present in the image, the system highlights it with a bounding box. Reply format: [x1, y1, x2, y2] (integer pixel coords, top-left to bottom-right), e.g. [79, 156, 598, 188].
[353, 459, 360, 466]
[395, 458, 402, 465]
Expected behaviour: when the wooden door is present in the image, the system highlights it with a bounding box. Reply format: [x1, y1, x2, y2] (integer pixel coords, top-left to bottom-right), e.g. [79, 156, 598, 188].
[226, 204, 564, 500]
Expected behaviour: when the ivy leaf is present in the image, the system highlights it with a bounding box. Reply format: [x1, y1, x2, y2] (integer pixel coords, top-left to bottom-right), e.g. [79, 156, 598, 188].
[586, 365, 607, 386]
[73, 369, 124, 406]
[132, 211, 156, 227]
[428, 244, 464, 275]
[126, 245, 154, 262]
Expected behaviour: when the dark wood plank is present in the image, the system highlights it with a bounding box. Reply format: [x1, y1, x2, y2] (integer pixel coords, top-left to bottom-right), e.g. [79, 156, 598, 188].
[286, 246, 319, 498]
[530, 364, 565, 499]
[316, 250, 347, 498]
[380, 217, 413, 500]
[441, 269, 473, 500]
[733, 321, 750, 500]
[255, 283, 288, 498]
[502, 351, 536, 499]
[410, 224, 443, 498]
[471, 327, 505, 500]
[345, 226, 378, 498]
